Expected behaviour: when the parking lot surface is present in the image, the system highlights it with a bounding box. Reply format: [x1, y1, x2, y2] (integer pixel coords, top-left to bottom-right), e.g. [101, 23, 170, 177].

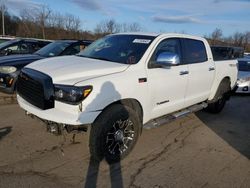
[0, 95, 249, 188]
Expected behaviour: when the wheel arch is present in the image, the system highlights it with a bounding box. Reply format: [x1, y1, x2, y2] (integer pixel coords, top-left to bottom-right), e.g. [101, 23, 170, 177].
[93, 98, 144, 132]
[208, 76, 231, 102]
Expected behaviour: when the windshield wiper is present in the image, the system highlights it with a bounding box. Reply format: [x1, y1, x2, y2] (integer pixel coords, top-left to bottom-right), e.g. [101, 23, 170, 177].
[34, 52, 46, 57]
[77, 55, 111, 62]
[76, 54, 87, 57]
[91, 57, 111, 61]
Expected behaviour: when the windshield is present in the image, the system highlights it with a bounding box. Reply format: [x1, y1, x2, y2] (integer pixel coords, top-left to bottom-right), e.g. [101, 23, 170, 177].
[238, 60, 250, 71]
[35, 41, 71, 57]
[78, 34, 155, 64]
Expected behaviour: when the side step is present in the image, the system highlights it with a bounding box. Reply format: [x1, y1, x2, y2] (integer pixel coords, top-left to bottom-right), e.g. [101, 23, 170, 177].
[144, 102, 207, 129]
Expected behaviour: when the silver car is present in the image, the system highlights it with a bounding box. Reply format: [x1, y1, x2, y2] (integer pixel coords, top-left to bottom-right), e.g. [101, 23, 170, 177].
[236, 58, 250, 93]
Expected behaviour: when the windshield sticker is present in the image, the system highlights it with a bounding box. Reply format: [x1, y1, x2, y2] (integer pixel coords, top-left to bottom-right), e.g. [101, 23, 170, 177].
[133, 39, 151, 44]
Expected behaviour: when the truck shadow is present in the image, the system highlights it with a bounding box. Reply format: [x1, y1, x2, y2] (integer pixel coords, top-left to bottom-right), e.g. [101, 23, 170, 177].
[196, 95, 250, 159]
[83, 81, 124, 187]
[0, 126, 12, 141]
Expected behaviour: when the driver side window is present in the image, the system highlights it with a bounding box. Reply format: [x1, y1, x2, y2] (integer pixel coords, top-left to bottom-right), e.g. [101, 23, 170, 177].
[149, 38, 181, 68]
[61, 44, 80, 55]
[2, 44, 19, 55]
[6, 44, 19, 52]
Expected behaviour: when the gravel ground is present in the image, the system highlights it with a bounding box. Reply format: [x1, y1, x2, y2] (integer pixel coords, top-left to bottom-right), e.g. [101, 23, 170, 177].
[0, 95, 249, 188]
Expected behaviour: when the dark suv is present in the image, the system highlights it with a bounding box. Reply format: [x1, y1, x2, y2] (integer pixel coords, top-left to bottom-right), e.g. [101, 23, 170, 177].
[0, 38, 51, 56]
[0, 40, 92, 94]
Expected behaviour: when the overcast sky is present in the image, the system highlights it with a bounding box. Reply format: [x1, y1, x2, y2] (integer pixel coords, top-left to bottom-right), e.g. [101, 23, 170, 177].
[4, 0, 250, 36]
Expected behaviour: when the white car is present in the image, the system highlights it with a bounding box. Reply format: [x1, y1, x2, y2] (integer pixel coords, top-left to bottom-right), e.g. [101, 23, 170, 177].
[16, 33, 238, 163]
[236, 58, 250, 93]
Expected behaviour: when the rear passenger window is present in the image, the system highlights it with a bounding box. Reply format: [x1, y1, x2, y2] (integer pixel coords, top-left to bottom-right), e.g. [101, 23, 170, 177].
[183, 39, 207, 64]
[61, 44, 80, 55]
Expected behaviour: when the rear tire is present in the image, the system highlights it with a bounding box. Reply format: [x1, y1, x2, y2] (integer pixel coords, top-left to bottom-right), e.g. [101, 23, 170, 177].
[206, 79, 230, 114]
[89, 104, 141, 164]
[206, 94, 226, 113]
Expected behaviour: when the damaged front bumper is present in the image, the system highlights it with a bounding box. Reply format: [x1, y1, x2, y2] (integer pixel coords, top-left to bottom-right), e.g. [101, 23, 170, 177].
[17, 94, 102, 135]
[25, 111, 89, 135]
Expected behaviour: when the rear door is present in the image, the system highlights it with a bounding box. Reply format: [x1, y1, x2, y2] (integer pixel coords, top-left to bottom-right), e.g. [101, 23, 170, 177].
[181, 38, 215, 107]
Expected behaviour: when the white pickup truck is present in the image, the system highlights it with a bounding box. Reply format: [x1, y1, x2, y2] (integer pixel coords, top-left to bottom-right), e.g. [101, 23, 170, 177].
[16, 33, 238, 163]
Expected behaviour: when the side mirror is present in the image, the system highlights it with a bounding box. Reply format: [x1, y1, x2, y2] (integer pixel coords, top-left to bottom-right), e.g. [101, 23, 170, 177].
[156, 52, 180, 67]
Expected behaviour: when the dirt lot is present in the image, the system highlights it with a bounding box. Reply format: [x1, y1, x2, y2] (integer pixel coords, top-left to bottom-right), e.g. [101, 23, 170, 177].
[0, 95, 249, 188]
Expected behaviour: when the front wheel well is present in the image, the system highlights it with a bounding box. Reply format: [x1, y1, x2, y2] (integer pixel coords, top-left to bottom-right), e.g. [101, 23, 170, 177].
[109, 99, 143, 121]
[119, 99, 143, 121]
[94, 98, 144, 131]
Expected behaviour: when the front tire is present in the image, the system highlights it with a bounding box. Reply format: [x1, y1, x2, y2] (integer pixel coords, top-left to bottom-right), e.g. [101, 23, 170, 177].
[89, 104, 141, 164]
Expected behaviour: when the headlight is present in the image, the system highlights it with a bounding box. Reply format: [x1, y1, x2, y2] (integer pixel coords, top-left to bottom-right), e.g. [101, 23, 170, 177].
[0, 66, 17, 74]
[237, 77, 250, 83]
[54, 85, 92, 104]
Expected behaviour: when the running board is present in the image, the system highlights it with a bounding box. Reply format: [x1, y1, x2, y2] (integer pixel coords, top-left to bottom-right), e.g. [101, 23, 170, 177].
[144, 102, 207, 129]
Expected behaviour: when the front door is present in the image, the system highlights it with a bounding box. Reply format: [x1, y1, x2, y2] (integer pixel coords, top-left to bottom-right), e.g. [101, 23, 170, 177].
[147, 38, 188, 119]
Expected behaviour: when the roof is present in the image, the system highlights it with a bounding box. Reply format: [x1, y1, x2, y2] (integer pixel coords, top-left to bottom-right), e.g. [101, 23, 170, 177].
[10, 38, 52, 43]
[211, 45, 244, 49]
[112, 32, 159, 37]
[111, 32, 206, 41]
[54, 39, 93, 44]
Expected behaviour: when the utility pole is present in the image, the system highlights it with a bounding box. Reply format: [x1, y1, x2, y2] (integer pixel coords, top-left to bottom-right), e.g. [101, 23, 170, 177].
[0, 1, 5, 36]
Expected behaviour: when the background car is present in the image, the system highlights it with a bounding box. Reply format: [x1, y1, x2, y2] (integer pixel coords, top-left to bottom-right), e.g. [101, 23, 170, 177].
[244, 53, 250, 58]
[236, 58, 250, 93]
[0, 39, 92, 94]
[0, 38, 51, 56]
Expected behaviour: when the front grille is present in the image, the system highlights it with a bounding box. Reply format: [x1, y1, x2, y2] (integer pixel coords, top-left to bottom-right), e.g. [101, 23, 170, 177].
[17, 68, 54, 110]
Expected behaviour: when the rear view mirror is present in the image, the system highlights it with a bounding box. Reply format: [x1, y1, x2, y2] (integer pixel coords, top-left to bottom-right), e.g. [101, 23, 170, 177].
[156, 52, 180, 67]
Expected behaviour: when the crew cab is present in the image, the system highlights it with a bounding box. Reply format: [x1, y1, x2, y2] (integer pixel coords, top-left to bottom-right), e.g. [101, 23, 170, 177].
[16, 33, 238, 163]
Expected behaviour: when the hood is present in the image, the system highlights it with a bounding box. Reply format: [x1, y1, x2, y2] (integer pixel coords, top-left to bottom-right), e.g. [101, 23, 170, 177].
[238, 71, 250, 79]
[27, 55, 129, 85]
[0, 54, 42, 67]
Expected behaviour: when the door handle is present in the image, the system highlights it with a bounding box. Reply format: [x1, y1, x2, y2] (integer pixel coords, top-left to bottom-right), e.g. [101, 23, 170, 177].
[179, 70, 189, 75]
[209, 67, 215, 71]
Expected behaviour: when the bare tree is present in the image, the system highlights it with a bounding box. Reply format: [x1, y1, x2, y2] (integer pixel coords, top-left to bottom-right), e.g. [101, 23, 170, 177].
[64, 13, 81, 32]
[94, 19, 120, 35]
[36, 5, 51, 39]
[120, 22, 141, 32]
[47, 12, 64, 29]
[19, 5, 51, 39]
[105, 19, 119, 33]
[210, 28, 223, 45]
[243, 32, 250, 50]
[232, 32, 245, 46]
[19, 8, 38, 37]
[128, 22, 141, 32]
[94, 19, 142, 35]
